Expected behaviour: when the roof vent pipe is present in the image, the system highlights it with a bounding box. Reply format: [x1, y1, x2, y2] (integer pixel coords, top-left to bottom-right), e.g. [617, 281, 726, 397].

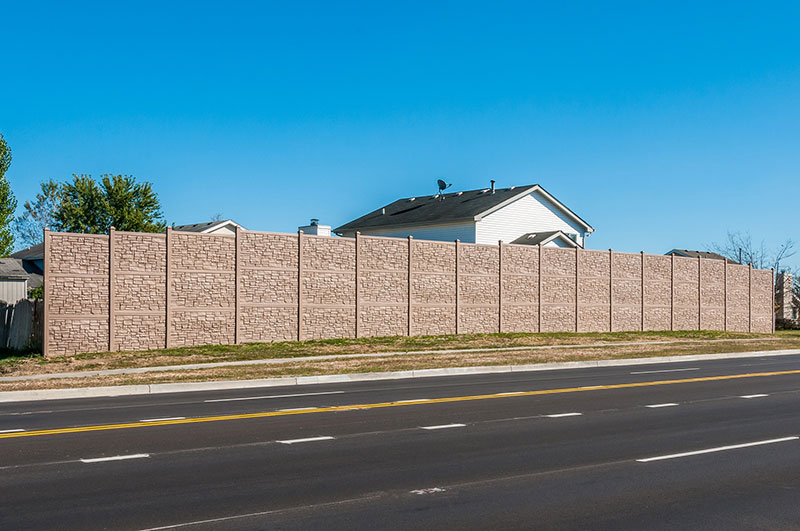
[490, 180, 496, 193]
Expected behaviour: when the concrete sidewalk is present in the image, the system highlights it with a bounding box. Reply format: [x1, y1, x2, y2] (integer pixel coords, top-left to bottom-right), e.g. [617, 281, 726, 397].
[0, 337, 781, 383]
[1, 347, 798, 403]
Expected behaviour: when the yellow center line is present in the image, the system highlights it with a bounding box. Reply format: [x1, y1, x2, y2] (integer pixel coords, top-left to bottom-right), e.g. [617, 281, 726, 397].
[3, 368, 800, 440]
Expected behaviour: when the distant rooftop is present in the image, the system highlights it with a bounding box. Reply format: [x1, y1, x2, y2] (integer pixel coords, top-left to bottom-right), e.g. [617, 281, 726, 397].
[173, 219, 242, 233]
[666, 249, 738, 264]
[0, 259, 33, 280]
[335, 184, 593, 234]
[10, 242, 44, 261]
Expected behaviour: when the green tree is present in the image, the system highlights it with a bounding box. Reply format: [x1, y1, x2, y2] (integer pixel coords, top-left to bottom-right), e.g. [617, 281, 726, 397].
[56, 174, 167, 233]
[0, 134, 17, 256]
[14, 179, 61, 247]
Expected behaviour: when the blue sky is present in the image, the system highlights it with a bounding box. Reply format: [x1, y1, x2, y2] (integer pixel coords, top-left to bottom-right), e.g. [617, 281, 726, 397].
[2, 1, 799, 268]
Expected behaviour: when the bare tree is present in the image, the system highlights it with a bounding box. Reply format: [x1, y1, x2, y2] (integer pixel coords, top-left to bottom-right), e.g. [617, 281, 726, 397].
[710, 231, 795, 271]
[210, 213, 224, 222]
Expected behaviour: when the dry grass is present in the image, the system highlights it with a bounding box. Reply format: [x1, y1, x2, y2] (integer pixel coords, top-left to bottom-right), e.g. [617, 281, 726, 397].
[0, 329, 778, 379]
[2, 333, 799, 392]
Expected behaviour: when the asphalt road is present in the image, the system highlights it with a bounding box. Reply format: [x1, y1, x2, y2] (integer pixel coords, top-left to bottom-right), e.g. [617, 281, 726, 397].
[3, 353, 800, 530]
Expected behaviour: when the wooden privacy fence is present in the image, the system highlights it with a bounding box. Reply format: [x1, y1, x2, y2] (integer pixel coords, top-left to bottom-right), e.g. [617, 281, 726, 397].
[0, 299, 43, 352]
[42, 228, 775, 356]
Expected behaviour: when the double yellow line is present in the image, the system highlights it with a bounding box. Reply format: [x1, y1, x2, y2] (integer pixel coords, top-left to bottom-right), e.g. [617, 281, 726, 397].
[3, 368, 799, 440]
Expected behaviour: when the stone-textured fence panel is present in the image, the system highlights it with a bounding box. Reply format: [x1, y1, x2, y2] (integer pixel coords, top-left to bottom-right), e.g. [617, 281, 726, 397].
[43, 229, 776, 356]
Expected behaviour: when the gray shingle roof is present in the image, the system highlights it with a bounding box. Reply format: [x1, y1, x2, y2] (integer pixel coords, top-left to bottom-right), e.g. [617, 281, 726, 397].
[336, 184, 593, 234]
[666, 249, 738, 264]
[173, 220, 243, 233]
[0, 259, 32, 280]
[173, 221, 226, 233]
[10, 243, 44, 261]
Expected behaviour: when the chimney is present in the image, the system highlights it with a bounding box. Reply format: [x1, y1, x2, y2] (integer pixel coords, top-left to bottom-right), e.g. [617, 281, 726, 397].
[298, 218, 331, 236]
[490, 180, 495, 194]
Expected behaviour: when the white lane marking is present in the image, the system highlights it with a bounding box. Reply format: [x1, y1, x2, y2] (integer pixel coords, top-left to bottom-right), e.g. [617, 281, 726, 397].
[421, 423, 467, 430]
[580, 386, 603, 389]
[277, 436, 335, 444]
[645, 403, 679, 408]
[80, 453, 150, 463]
[740, 394, 769, 399]
[411, 487, 446, 495]
[0, 428, 25, 434]
[630, 367, 699, 375]
[497, 392, 525, 395]
[637, 437, 799, 463]
[395, 399, 430, 403]
[139, 417, 186, 422]
[545, 413, 582, 418]
[204, 390, 345, 403]
[277, 407, 318, 412]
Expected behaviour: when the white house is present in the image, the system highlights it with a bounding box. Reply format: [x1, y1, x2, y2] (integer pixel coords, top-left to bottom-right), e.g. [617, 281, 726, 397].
[334, 182, 594, 247]
[173, 219, 244, 235]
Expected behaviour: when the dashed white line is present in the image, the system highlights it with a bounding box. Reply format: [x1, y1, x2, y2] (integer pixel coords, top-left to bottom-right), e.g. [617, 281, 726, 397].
[645, 403, 679, 408]
[277, 407, 318, 412]
[740, 394, 769, 399]
[139, 417, 186, 422]
[80, 453, 150, 463]
[637, 437, 799, 463]
[204, 391, 345, 403]
[630, 367, 699, 375]
[276, 436, 335, 444]
[421, 423, 467, 430]
[497, 392, 525, 395]
[395, 399, 431, 403]
[0, 429, 25, 434]
[545, 413, 583, 418]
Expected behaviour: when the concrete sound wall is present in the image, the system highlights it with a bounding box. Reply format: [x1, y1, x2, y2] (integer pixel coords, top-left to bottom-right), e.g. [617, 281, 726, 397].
[43, 229, 775, 356]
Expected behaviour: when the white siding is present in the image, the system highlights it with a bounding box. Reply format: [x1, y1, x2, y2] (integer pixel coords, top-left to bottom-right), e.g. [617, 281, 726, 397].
[545, 238, 572, 248]
[475, 190, 586, 246]
[0, 279, 27, 304]
[206, 224, 237, 235]
[353, 222, 476, 243]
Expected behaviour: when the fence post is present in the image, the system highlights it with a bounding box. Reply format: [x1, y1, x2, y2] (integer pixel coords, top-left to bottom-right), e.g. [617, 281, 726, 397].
[234, 226, 241, 344]
[670, 253, 675, 331]
[640, 251, 645, 332]
[771, 268, 775, 334]
[454, 239, 460, 335]
[42, 228, 50, 356]
[609, 249, 613, 332]
[538, 244, 543, 333]
[355, 232, 360, 338]
[165, 226, 172, 349]
[575, 246, 579, 333]
[297, 230, 304, 341]
[697, 256, 702, 331]
[407, 236, 413, 336]
[748, 263, 752, 333]
[108, 226, 116, 352]
[498, 241, 504, 334]
[723, 259, 728, 331]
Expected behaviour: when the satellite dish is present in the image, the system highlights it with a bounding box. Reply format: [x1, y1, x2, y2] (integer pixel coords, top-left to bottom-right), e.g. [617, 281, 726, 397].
[437, 179, 452, 195]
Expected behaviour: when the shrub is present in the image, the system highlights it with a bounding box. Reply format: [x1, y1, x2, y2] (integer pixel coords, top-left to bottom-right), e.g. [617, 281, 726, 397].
[776, 317, 800, 330]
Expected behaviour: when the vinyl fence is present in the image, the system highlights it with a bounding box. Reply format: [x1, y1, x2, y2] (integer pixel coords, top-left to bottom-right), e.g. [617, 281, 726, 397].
[42, 228, 775, 356]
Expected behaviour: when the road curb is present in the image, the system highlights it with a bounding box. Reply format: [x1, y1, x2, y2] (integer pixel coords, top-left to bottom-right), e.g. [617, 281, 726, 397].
[1, 348, 799, 403]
